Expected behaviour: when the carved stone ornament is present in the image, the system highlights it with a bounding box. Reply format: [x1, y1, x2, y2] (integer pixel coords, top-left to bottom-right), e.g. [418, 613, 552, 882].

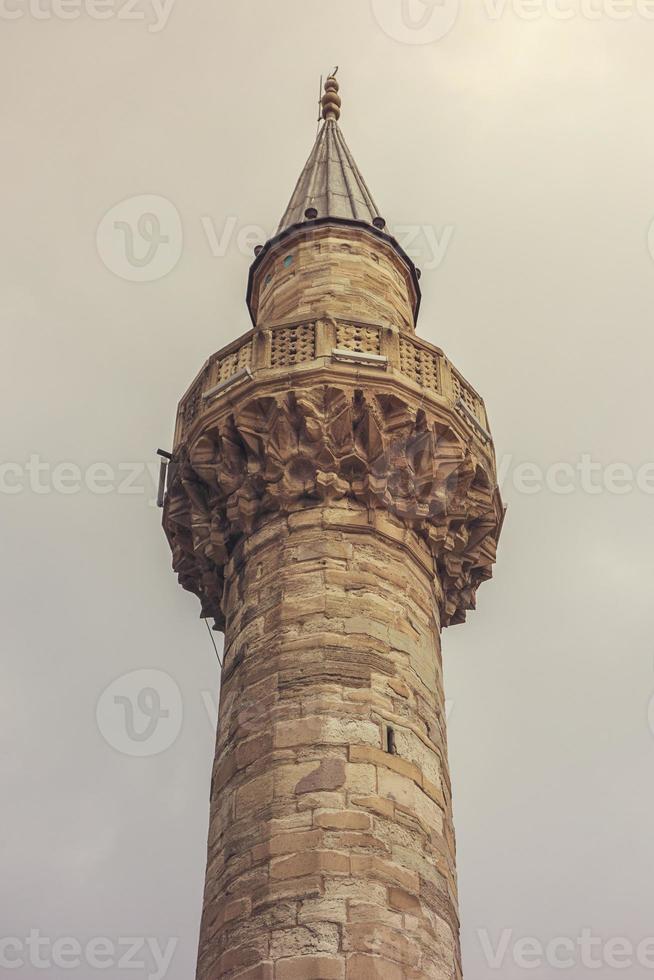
[163, 382, 503, 629]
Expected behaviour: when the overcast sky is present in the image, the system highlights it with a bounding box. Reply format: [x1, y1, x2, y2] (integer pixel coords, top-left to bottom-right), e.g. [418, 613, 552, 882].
[2, 1, 654, 978]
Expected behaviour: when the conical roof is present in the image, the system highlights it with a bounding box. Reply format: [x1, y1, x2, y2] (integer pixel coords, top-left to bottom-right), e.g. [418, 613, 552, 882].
[277, 75, 383, 233]
[246, 74, 422, 326]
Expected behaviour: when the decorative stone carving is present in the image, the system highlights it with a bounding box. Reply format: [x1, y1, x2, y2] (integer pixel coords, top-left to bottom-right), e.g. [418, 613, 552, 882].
[399, 336, 441, 394]
[452, 370, 484, 424]
[163, 381, 502, 630]
[270, 322, 316, 368]
[335, 322, 382, 355]
[214, 341, 253, 383]
[164, 75, 505, 980]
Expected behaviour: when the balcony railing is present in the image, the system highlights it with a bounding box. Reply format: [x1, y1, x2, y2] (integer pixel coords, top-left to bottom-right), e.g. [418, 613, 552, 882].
[174, 318, 492, 450]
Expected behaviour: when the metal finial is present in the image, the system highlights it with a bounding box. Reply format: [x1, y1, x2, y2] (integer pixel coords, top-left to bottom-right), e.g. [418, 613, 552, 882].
[321, 72, 341, 122]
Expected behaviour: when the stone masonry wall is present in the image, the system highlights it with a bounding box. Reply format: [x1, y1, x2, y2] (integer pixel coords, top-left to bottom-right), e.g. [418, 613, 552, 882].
[250, 227, 417, 333]
[196, 502, 462, 980]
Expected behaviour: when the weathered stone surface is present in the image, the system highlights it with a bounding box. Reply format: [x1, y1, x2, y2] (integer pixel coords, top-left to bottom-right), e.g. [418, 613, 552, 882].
[165, 380, 501, 631]
[344, 923, 422, 967]
[314, 811, 372, 832]
[296, 758, 347, 795]
[189, 511, 466, 978]
[275, 955, 345, 980]
[163, 79, 502, 980]
[269, 924, 341, 959]
[233, 964, 273, 980]
[271, 851, 350, 881]
[347, 902, 403, 928]
[388, 887, 422, 914]
[252, 876, 322, 910]
[298, 898, 348, 926]
[345, 954, 403, 980]
[235, 773, 274, 816]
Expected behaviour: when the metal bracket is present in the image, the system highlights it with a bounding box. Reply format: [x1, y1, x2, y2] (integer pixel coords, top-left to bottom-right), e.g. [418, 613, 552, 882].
[331, 349, 389, 370]
[455, 398, 492, 443]
[203, 367, 253, 403]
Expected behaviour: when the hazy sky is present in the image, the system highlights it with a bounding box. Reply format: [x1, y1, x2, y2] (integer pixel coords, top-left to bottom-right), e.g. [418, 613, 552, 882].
[2, 2, 654, 977]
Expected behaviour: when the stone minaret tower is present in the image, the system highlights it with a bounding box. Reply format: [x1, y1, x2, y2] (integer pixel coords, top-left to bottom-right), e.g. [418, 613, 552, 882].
[163, 75, 503, 980]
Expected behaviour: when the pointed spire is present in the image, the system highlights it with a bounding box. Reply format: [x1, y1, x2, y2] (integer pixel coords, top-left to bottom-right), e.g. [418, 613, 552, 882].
[277, 74, 385, 234]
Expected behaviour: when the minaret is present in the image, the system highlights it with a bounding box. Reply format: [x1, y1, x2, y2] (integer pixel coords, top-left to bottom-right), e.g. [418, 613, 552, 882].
[163, 75, 503, 980]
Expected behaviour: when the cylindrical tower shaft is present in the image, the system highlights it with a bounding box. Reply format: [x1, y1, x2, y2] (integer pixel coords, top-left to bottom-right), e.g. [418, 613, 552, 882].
[163, 74, 503, 980]
[197, 504, 462, 980]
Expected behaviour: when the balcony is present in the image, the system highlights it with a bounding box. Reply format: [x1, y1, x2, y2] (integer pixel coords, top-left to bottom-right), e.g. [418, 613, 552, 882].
[173, 317, 493, 457]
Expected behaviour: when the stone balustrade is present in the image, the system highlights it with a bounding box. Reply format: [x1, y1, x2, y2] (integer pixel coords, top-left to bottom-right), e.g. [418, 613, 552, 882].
[173, 318, 492, 452]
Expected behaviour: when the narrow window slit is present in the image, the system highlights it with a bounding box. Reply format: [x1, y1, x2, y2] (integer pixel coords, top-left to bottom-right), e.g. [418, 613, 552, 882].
[386, 726, 397, 756]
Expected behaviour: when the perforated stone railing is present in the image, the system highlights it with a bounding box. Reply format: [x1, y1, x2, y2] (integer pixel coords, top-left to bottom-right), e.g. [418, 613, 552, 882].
[174, 318, 491, 448]
[270, 322, 315, 367]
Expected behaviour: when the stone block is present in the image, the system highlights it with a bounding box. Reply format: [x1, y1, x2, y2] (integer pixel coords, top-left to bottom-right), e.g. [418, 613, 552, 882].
[271, 851, 350, 881]
[274, 716, 324, 749]
[219, 942, 266, 975]
[388, 679, 411, 700]
[223, 897, 252, 926]
[236, 772, 275, 816]
[274, 762, 322, 798]
[421, 776, 445, 809]
[234, 963, 274, 980]
[350, 795, 395, 820]
[324, 832, 388, 854]
[255, 830, 323, 857]
[275, 716, 380, 750]
[275, 955, 345, 979]
[297, 792, 346, 812]
[350, 855, 419, 893]
[388, 887, 422, 914]
[344, 923, 421, 967]
[296, 758, 346, 794]
[252, 876, 323, 909]
[349, 745, 422, 786]
[344, 763, 377, 794]
[237, 733, 274, 771]
[269, 812, 314, 835]
[377, 769, 416, 811]
[270, 924, 341, 959]
[314, 810, 372, 831]
[345, 954, 403, 980]
[347, 902, 403, 928]
[279, 594, 327, 623]
[293, 541, 353, 562]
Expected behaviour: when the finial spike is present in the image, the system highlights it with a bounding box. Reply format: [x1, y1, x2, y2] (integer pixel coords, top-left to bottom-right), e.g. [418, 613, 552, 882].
[321, 72, 341, 122]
